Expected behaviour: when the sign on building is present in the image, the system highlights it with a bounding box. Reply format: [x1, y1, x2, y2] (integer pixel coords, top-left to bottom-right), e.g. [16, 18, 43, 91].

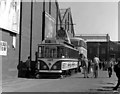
[45, 12, 55, 39]
[0, 41, 7, 56]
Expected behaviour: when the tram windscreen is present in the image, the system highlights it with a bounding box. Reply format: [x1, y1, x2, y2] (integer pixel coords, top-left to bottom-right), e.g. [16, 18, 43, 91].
[38, 46, 57, 58]
[71, 40, 78, 47]
[38, 46, 66, 58]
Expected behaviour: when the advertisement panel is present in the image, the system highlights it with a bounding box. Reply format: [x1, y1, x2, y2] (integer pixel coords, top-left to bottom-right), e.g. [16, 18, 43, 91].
[45, 12, 55, 39]
[62, 61, 78, 70]
[0, 0, 20, 34]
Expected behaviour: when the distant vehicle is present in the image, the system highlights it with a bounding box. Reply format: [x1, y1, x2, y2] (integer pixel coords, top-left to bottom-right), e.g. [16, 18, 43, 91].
[70, 37, 87, 58]
[35, 38, 80, 78]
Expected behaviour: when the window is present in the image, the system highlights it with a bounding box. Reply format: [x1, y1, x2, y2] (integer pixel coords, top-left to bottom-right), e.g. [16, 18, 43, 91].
[71, 40, 78, 47]
[12, 35, 16, 49]
[57, 46, 64, 58]
[101, 48, 106, 54]
[38, 46, 57, 58]
[38, 46, 41, 57]
[89, 48, 92, 54]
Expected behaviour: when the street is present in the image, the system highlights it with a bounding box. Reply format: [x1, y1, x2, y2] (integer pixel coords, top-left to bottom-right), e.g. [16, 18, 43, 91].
[2, 70, 120, 93]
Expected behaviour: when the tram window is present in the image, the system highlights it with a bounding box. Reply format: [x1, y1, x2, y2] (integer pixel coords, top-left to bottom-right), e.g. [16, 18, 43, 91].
[41, 46, 44, 57]
[57, 47, 64, 58]
[79, 40, 82, 47]
[38, 46, 44, 58]
[81, 40, 83, 47]
[53, 49, 57, 58]
[80, 40, 87, 49]
[64, 47, 68, 58]
[39, 46, 57, 58]
[71, 40, 78, 47]
[45, 47, 49, 58]
[38, 47, 41, 57]
[50, 48, 57, 58]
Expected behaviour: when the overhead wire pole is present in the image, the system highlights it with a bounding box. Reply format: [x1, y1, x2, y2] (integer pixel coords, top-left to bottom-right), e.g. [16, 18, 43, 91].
[30, 0, 33, 62]
[107, 34, 110, 61]
[55, 0, 59, 33]
[42, 0, 45, 41]
[19, 0, 22, 64]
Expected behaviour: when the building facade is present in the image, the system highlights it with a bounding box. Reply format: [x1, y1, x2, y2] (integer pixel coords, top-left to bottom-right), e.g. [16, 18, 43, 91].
[20, 1, 61, 63]
[1, 0, 75, 80]
[0, 0, 20, 79]
[75, 34, 118, 61]
[1, 0, 61, 80]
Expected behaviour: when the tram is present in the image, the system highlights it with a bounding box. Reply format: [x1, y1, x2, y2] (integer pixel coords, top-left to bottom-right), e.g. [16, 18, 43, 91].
[35, 38, 79, 78]
[70, 37, 87, 58]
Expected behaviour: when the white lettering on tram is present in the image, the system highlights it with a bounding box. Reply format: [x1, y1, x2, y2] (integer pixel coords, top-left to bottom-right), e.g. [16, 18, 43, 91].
[62, 61, 78, 70]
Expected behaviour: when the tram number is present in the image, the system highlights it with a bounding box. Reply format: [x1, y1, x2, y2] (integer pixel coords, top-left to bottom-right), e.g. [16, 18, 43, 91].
[47, 58, 53, 61]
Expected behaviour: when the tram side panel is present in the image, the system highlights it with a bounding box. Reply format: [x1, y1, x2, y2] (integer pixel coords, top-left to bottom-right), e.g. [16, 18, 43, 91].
[36, 59, 79, 77]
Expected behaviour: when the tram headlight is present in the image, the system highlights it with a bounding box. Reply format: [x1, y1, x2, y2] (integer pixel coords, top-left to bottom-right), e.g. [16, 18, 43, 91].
[53, 65, 57, 69]
[43, 65, 47, 69]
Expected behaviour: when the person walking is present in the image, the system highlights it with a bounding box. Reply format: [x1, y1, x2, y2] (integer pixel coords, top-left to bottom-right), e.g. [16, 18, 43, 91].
[78, 54, 83, 72]
[107, 59, 113, 78]
[93, 55, 99, 78]
[81, 56, 89, 78]
[113, 59, 120, 92]
[99, 61, 102, 70]
[88, 59, 91, 74]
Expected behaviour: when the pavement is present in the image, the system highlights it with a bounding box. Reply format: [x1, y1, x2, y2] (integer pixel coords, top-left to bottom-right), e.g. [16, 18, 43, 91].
[1, 70, 120, 94]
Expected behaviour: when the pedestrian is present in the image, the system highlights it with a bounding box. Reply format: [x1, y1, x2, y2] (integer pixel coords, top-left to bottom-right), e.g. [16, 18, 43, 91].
[81, 56, 89, 78]
[17, 61, 27, 78]
[113, 58, 120, 92]
[90, 60, 94, 73]
[93, 55, 99, 78]
[78, 54, 82, 72]
[88, 59, 91, 73]
[25, 56, 31, 78]
[107, 59, 113, 78]
[99, 61, 102, 70]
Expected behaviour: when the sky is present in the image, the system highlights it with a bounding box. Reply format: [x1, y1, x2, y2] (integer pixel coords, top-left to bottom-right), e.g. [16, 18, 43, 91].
[58, 1, 118, 41]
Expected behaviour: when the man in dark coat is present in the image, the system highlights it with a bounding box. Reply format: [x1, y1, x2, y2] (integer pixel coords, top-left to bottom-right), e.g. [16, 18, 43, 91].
[25, 56, 31, 78]
[107, 60, 113, 78]
[17, 61, 27, 78]
[113, 59, 120, 91]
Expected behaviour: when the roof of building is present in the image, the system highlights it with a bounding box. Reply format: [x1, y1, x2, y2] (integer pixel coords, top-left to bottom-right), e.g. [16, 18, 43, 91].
[75, 34, 110, 42]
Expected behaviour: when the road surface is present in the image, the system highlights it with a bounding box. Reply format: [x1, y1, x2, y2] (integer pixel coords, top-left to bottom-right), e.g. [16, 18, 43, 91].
[2, 70, 120, 94]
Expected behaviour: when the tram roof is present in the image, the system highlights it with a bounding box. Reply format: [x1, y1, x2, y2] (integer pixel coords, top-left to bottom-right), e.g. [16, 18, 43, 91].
[38, 43, 78, 51]
[38, 39, 78, 51]
[70, 37, 86, 42]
